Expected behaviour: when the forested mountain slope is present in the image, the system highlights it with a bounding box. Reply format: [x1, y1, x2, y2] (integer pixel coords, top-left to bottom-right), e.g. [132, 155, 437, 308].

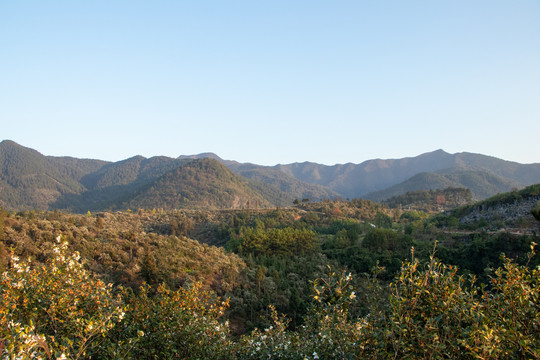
[0, 140, 93, 210]
[275, 150, 540, 198]
[0, 142, 299, 211]
[120, 158, 274, 210]
[1, 140, 539, 212]
[177, 153, 339, 203]
[365, 168, 522, 201]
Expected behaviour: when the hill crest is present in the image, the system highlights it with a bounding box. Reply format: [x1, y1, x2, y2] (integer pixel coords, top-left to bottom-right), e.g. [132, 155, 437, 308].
[1, 140, 539, 211]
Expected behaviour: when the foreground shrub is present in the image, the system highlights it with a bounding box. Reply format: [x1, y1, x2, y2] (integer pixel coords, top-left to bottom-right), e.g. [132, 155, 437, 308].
[463, 245, 539, 359]
[387, 251, 479, 358]
[104, 282, 232, 359]
[0, 236, 124, 359]
[1, 237, 538, 359]
[385, 244, 539, 359]
[234, 245, 540, 359]
[234, 268, 378, 359]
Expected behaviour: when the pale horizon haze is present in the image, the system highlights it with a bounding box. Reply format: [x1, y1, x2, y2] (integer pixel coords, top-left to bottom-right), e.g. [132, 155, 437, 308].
[1, 1, 539, 165]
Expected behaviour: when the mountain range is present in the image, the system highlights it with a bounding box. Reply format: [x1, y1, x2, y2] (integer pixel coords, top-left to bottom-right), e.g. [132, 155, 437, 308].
[0, 140, 539, 212]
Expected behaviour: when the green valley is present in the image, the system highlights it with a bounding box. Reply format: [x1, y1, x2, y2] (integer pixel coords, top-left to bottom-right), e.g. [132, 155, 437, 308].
[1, 185, 539, 358]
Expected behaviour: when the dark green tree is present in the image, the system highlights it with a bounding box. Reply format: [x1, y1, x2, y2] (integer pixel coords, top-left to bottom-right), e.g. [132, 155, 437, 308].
[0, 207, 5, 241]
[532, 200, 540, 222]
[140, 249, 160, 285]
[374, 212, 393, 228]
[256, 265, 266, 296]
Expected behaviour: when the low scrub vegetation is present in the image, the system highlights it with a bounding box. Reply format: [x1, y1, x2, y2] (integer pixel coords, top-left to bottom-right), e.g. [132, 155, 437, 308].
[1, 238, 538, 359]
[0, 195, 539, 358]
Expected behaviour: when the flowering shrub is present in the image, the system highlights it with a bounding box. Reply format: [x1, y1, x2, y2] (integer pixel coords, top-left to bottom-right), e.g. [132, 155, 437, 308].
[302, 267, 369, 359]
[233, 247, 540, 359]
[387, 251, 479, 358]
[105, 282, 232, 359]
[385, 244, 540, 359]
[234, 269, 373, 359]
[234, 305, 303, 359]
[1, 320, 49, 360]
[0, 236, 125, 359]
[463, 244, 539, 359]
[1, 235, 538, 359]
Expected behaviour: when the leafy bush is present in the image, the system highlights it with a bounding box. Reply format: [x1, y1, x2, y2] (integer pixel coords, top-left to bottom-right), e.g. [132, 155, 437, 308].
[232, 245, 540, 359]
[384, 244, 539, 359]
[0, 236, 124, 359]
[103, 282, 232, 359]
[233, 227, 318, 256]
[1, 230, 538, 359]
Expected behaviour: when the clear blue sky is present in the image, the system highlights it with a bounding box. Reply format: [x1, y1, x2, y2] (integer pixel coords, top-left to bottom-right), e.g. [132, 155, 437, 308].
[1, 1, 539, 165]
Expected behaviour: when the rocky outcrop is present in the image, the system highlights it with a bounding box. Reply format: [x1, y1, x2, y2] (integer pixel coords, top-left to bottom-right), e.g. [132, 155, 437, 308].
[460, 196, 540, 230]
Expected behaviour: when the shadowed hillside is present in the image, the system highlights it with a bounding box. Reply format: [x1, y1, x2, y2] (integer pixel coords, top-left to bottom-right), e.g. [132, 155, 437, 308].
[120, 158, 274, 210]
[0, 140, 91, 210]
[365, 168, 521, 201]
[1, 140, 539, 212]
[274, 150, 540, 198]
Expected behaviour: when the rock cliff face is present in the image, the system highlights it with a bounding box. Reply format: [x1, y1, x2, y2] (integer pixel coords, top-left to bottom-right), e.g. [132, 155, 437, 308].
[460, 196, 540, 230]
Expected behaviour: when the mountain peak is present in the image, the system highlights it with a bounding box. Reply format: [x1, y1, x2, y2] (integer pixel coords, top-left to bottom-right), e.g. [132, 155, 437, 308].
[1, 141, 539, 211]
[178, 152, 223, 161]
[431, 149, 450, 155]
[121, 156, 271, 210]
[0, 139, 36, 153]
[0, 139, 18, 147]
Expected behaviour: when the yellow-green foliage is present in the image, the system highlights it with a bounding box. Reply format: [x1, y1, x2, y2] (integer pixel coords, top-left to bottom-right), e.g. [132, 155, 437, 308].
[1, 232, 538, 359]
[232, 246, 539, 359]
[384, 244, 540, 359]
[0, 237, 232, 359]
[103, 283, 231, 359]
[387, 251, 480, 357]
[464, 247, 539, 359]
[237, 227, 318, 256]
[1, 210, 246, 293]
[0, 236, 125, 359]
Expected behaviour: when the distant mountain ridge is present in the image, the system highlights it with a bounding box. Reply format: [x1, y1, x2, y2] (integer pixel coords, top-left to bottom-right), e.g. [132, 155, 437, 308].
[274, 149, 456, 198]
[0, 140, 539, 212]
[0, 140, 337, 211]
[119, 158, 275, 210]
[364, 168, 523, 202]
[273, 150, 540, 199]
